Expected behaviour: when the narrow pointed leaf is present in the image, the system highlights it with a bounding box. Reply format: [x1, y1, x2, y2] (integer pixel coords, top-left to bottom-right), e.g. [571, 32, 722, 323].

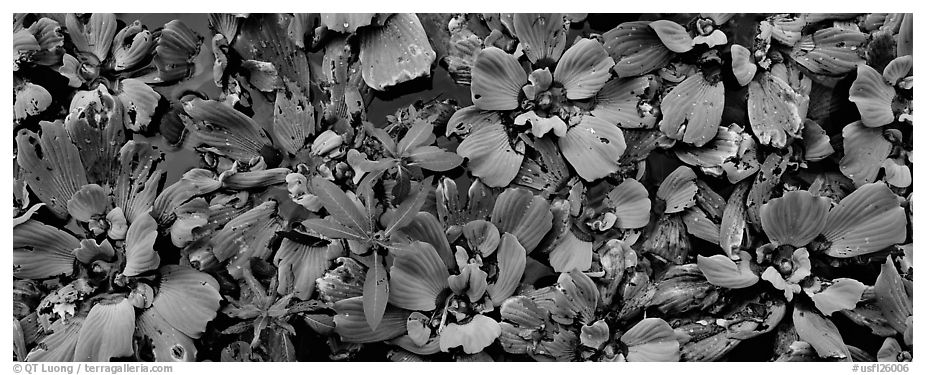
[312, 176, 371, 234]
[383, 176, 434, 235]
[363, 252, 389, 331]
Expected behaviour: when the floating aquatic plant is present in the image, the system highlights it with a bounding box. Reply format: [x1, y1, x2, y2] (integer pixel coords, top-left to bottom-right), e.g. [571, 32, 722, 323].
[11, 12, 914, 363]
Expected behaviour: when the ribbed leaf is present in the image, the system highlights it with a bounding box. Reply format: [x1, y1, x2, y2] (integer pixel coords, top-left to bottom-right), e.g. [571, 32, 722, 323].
[136, 307, 198, 361]
[272, 80, 314, 154]
[849, 64, 895, 127]
[697, 254, 759, 289]
[592, 75, 658, 129]
[683, 207, 720, 244]
[208, 13, 242, 42]
[16, 121, 88, 219]
[26, 318, 82, 362]
[116, 78, 160, 132]
[822, 182, 907, 257]
[607, 178, 651, 229]
[448, 263, 488, 303]
[73, 238, 115, 264]
[731, 44, 757, 86]
[811, 278, 866, 316]
[183, 99, 272, 162]
[511, 13, 566, 65]
[557, 270, 598, 325]
[558, 116, 626, 181]
[359, 14, 436, 91]
[649, 20, 693, 53]
[748, 73, 803, 148]
[839, 121, 892, 187]
[274, 239, 329, 300]
[766, 15, 805, 46]
[659, 72, 724, 147]
[621, 318, 680, 362]
[115, 141, 164, 224]
[66, 13, 117, 60]
[457, 121, 523, 187]
[333, 297, 410, 343]
[152, 265, 221, 339]
[491, 188, 553, 253]
[745, 152, 790, 229]
[446, 105, 502, 138]
[235, 14, 310, 90]
[514, 136, 570, 194]
[65, 85, 126, 187]
[873, 256, 912, 334]
[463, 220, 500, 257]
[641, 214, 691, 265]
[802, 119, 835, 161]
[74, 298, 136, 361]
[759, 191, 830, 248]
[471, 47, 527, 111]
[535, 329, 580, 361]
[389, 241, 450, 311]
[320, 13, 375, 33]
[151, 20, 202, 84]
[882, 55, 912, 85]
[66, 184, 109, 222]
[548, 229, 592, 273]
[488, 233, 526, 305]
[603, 21, 674, 77]
[14, 220, 80, 279]
[720, 182, 750, 258]
[123, 213, 160, 276]
[791, 27, 866, 76]
[581, 320, 610, 349]
[500, 295, 547, 329]
[395, 212, 456, 270]
[657, 166, 698, 214]
[793, 303, 850, 360]
[554, 38, 614, 100]
[211, 200, 282, 262]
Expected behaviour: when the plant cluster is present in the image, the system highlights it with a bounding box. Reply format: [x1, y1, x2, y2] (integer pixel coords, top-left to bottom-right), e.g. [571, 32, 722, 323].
[13, 12, 912, 362]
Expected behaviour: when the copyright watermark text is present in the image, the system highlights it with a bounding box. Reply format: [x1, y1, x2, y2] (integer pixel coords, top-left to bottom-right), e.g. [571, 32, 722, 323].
[13, 363, 173, 375]
[852, 364, 910, 373]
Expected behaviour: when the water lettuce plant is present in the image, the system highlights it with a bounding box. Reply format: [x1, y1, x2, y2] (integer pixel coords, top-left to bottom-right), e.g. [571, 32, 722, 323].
[11, 12, 913, 363]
